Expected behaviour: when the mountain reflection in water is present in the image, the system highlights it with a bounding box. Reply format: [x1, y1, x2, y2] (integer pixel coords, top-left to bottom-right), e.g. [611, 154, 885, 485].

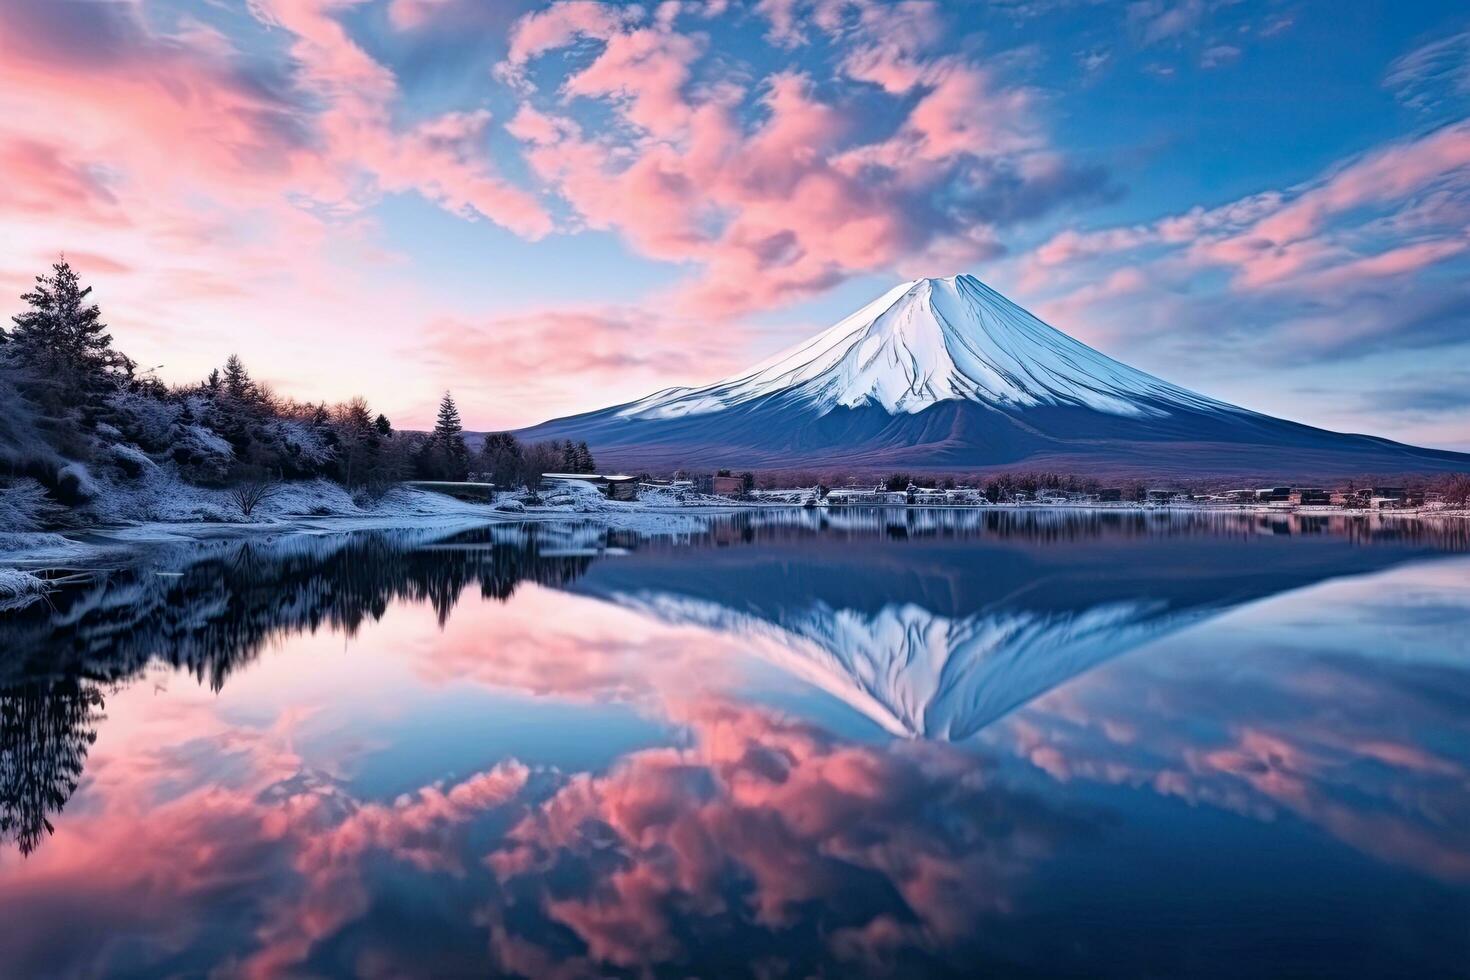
[1, 510, 1468, 978]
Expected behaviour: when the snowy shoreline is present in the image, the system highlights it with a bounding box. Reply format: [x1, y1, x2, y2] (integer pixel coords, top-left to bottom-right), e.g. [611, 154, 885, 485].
[2, 484, 1465, 613]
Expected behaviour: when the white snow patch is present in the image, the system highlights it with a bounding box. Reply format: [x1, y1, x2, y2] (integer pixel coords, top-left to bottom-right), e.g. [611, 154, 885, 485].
[618, 275, 1234, 421]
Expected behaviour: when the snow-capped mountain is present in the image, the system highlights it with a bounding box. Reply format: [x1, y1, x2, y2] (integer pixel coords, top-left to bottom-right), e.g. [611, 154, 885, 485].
[608, 591, 1200, 740]
[518, 274, 1469, 476]
[618, 276, 1224, 422]
[561, 523, 1440, 741]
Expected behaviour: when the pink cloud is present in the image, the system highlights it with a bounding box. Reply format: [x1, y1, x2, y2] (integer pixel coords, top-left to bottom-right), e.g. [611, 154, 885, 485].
[504, 0, 642, 67]
[1024, 121, 1470, 300]
[1253, 121, 1470, 246]
[503, 5, 1095, 317]
[564, 27, 705, 137]
[251, 0, 551, 236]
[412, 305, 747, 426]
[1011, 119, 1470, 375]
[0, 138, 121, 222]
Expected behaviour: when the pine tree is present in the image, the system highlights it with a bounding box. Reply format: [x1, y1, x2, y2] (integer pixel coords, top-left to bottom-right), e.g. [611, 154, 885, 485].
[222, 355, 254, 402]
[433, 392, 464, 442]
[374, 413, 392, 436]
[427, 391, 469, 479]
[6, 258, 133, 393]
[577, 441, 595, 474]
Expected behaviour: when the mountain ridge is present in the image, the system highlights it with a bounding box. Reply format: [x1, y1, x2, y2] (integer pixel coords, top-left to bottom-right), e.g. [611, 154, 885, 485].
[515, 275, 1470, 478]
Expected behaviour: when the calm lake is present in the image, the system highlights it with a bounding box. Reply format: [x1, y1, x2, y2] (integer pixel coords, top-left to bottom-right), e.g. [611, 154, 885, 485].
[2, 510, 1469, 978]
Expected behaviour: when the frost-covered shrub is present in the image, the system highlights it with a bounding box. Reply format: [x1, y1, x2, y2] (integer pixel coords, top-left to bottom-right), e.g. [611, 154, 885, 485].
[108, 443, 157, 478]
[0, 568, 50, 612]
[0, 477, 63, 531]
[107, 388, 183, 452]
[56, 462, 100, 504]
[269, 419, 335, 469]
[171, 423, 235, 483]
[0, 360, 65, 474]
[542, 480, 608, 512]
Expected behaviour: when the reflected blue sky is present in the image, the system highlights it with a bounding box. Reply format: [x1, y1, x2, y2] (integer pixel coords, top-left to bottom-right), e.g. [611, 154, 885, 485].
[0, 513, 1467, 976]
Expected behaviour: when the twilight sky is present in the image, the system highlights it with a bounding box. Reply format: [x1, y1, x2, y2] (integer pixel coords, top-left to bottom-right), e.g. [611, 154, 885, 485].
[2, 0, 1468, 446]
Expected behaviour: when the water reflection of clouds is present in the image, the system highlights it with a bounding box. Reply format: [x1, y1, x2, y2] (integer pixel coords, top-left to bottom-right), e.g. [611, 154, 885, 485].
[999, 558, 1470, 882]
[478, 696, 1096, 976]
[0, 681, 1095, 976]
[3, 522, 1469, 975]
[402, 583, 747, 710]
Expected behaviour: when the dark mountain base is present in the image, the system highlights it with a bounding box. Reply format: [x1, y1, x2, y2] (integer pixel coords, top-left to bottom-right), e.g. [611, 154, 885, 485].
[515, 394, 1470, 481]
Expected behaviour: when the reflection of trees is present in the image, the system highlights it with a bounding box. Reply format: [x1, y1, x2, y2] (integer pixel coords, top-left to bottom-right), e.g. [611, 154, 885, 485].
[1, 526, 597, 695]
[738, 506, 1470, 548]
[1, 511, 1464, 862]
[0, 525, 597, 857]
[0, 677, 105, 856]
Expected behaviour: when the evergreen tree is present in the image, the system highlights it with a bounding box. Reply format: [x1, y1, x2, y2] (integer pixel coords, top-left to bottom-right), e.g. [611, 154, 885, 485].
[425, 391, 469, 479]
[374, 413, 392, 436]
[335, 397, 378, 486]
[433, 392, 464, 441]
[577, 441, 596, 474]
[5, 259, 133, 411]
[479, 432, 524, 487]
[221, 354, 254, 402]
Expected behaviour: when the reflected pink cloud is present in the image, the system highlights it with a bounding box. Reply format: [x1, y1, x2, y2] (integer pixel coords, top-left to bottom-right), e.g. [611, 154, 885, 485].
[400, 583, 747, 708]
[998, 564, 1470, 883]
[482, 696, 1087, 972]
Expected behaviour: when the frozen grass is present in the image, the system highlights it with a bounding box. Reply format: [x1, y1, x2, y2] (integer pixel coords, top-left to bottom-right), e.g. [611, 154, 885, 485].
[0, 567, 49, 612]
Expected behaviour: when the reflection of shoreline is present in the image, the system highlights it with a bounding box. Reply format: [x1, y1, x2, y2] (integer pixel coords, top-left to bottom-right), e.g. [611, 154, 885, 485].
[0, 524, 602, 859]
[6, 504, 1467, 579]
[1, 513, 1466, 860]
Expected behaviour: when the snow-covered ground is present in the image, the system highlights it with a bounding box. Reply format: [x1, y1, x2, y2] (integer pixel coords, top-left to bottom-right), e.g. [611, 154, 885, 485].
[0, 476, 722, 581]
[4, 468, 1465, 608]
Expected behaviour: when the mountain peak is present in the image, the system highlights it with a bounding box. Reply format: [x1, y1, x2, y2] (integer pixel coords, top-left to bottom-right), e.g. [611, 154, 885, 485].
[617, 274, 1223, 422]
[518, 274, 1470, 476]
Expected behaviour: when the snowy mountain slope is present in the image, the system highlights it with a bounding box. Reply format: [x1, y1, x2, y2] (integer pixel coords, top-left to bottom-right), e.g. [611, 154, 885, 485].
[618, 276, 1225, 421]
[610, 590, 1202, 740]
[517, 274, 1470, 476]
[561, 527, 1445, 742]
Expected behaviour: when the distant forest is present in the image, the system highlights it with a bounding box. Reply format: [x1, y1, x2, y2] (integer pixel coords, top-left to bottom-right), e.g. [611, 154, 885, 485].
[0, 259, 592, 528]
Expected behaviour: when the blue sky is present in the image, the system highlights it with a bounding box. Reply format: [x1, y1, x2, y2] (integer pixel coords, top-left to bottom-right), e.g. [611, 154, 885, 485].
[1, 0, 1467, 446]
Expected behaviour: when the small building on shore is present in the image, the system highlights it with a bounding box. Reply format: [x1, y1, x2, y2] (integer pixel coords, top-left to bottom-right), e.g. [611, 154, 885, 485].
[1291, 488, 1330, 505]
[1345, 487, 1405, 508]
[826, 486, 885, 506]
[1256, 487, 1292, 502]
[711, 474, 745, 497]
[542, 472, 640, 501]
[908, 485, 949, 505]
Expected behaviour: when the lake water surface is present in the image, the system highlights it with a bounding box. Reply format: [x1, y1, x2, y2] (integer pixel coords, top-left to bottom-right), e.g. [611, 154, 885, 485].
[2, 510, 1469, 978]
